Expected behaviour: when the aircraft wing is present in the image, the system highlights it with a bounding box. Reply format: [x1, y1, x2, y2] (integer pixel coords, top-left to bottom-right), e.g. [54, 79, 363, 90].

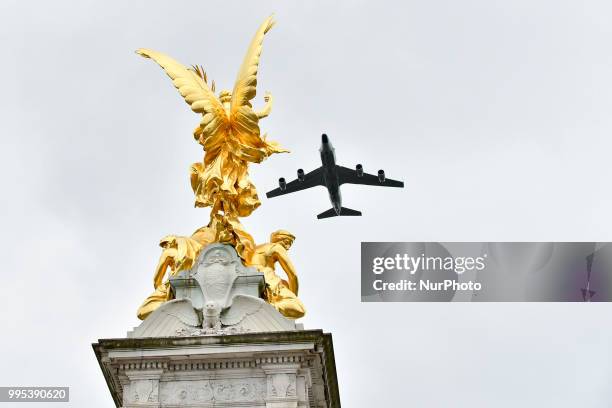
[337, 166, 404, 188]
[266, 167, 324, 198]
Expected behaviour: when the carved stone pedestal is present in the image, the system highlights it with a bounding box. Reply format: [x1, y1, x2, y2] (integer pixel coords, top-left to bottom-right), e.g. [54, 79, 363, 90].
[93, 330, 340, 408]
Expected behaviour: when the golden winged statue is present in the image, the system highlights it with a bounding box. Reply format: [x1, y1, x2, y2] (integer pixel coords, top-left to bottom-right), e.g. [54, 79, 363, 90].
[136, 16, 306, 321]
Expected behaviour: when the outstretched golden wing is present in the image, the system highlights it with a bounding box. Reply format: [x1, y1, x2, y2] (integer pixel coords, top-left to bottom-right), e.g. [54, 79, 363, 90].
[136, 49, 229, 151]
[230, 15, 287, 162]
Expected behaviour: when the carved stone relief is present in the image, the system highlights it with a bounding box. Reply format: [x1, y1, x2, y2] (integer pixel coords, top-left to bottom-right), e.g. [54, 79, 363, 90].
[159, 378, 266, 404]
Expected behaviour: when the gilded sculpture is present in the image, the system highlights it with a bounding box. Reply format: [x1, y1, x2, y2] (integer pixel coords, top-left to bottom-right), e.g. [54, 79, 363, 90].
[135, 16, 305, 320]
[251, 230, 305, 319]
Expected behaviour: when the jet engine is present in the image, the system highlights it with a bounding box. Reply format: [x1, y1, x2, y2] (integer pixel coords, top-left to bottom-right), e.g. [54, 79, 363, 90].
[378, 170, 385, 183]
[279, 177, 287, 190]
[356, 164, 363, 177]
[297, 169, 305, 181]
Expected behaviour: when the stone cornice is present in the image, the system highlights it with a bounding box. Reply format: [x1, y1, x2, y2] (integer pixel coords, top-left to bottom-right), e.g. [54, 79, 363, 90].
[93, 330, 341, 408]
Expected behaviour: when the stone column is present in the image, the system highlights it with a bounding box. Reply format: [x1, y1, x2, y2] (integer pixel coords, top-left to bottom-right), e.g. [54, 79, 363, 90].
[121, 369, 163, 408]
[262, 363, 300, 408]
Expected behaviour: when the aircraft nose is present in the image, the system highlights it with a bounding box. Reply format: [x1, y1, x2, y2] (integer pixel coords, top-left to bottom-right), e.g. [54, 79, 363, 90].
[321, 133, 329, 144]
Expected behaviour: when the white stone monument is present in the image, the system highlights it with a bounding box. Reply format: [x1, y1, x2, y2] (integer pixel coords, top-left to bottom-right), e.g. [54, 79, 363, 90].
[93, 244, 340, 407]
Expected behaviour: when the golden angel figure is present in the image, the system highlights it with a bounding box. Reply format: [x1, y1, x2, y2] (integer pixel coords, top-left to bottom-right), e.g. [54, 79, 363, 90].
[136, 15, 287, 258]
[135, 16, 304, 321]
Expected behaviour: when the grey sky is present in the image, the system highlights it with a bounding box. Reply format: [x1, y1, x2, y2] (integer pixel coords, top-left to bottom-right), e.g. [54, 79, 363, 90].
[1, 0, 612, 406]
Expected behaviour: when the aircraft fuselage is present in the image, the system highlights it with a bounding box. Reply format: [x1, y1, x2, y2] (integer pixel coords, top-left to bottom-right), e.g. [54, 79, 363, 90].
[319, 134, 342, 214]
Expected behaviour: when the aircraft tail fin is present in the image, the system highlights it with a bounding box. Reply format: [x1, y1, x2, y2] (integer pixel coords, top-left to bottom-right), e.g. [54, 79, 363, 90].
[339, 207, 362, 217]
[317, 207, 362, 219]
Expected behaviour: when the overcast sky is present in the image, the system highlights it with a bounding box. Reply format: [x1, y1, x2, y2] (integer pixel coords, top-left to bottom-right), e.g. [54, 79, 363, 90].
[1, 0, 612, 406]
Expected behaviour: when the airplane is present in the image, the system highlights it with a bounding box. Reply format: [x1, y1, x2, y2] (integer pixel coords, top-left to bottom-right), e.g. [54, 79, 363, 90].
[266, 133, 404, 219]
